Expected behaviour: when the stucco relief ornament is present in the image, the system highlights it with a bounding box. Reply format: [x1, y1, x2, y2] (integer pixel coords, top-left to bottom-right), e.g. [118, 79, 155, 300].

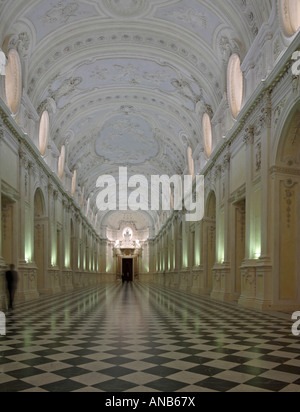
[104, 0, 145, 17]
[48, 76, 82, 105]
[171, 78, 203, 110]
[42, 1, 80, 25]
[164, 8, 207, 30]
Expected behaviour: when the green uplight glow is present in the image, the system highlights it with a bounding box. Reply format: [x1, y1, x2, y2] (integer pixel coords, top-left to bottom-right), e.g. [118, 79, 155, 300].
[254, 248, 261, 260]
[23, 327, 32, 347]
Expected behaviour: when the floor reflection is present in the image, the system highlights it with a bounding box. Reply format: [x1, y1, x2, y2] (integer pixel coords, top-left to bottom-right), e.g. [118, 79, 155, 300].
[0, 282, 299, 392]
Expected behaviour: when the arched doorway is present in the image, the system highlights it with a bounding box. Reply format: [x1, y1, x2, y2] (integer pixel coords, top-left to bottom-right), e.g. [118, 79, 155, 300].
[34, 189, 46, 292]
[273, 107, 300, 308]
[205, 192, 216, 293]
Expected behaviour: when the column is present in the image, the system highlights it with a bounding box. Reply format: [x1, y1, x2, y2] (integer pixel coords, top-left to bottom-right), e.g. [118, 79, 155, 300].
[0, 129, 6, 309]
[61, 200, 73, 291]
[48, 184, 61, 294]
[17, 146, 39, 301]
[174, 213, 182, 289]
[211, 150, 232, 301]
[255, 92, 273, 309]
[239, 126, 257, 307]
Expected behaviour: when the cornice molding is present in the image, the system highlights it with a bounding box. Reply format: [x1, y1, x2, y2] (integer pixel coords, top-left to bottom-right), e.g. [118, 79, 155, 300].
[0, 101, 101, 242]
[202, 36, 299, 178]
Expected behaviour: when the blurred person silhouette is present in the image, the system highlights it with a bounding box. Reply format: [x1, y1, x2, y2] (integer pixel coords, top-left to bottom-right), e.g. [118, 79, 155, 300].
[6, 264, 18, 310]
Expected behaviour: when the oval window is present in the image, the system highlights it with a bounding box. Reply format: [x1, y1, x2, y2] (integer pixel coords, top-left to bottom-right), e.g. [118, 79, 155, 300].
[187, 146, 195, 179]
[203, 113, 213, 157]
[5, 49, 22, 114]
[227, 54, 243, 118]
[39, 111, 49, 156]
[58, 145, 66, 179]
[279, 0, 300, 36]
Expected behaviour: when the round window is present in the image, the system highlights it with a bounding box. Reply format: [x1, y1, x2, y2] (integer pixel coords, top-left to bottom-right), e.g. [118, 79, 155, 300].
[39, 111, 49, 156]
[227, 54, 243, 118]
[203, 113, 213, 157]
[279, 0, 300, 36]
[5, 49, 22, 114]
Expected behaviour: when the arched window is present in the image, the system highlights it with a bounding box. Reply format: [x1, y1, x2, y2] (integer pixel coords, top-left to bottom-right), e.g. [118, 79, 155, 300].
[227, 54, 243, 118]
[202, 113, 213, 158]
[280, 0, 300, 36]
[187, 146, 195, 179]
[5, 49, 22, 114]
[58, 145, 66, 179]
[39, 111, 50, 156]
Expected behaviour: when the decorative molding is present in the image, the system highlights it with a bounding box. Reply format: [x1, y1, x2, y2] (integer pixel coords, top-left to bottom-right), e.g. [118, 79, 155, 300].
[283, 181, 297, 229]
[243, 124, 255, 145]
[270, 166, 300, 177]
[255, 142, 262, 172]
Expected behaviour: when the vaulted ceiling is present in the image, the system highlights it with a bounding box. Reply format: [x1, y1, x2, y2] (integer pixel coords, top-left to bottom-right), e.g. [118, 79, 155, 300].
[0, 0, 273, 232]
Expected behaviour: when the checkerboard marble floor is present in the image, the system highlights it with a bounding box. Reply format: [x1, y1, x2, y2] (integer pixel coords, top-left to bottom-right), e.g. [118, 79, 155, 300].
[0, 282, 300, 392]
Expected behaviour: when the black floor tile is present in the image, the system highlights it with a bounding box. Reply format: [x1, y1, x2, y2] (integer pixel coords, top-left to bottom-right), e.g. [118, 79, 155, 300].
[41, 379, 85, 392]
[196, 377, 239, 392]
[245, 377, 289, 392]
[145, 378, 187, 392]
[144, 366, 179, 377]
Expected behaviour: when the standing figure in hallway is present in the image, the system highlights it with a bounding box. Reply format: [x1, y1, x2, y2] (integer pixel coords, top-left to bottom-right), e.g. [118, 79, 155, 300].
[6, 264, 18, 310]
[122, 273, 125, 284]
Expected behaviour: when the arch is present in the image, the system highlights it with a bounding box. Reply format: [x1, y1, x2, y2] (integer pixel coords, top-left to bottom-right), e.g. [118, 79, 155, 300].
[206, 190, 217, 219]
[273, 107, 300, 307]
[34, 188, 46, 218]
[227, 54, 244, 118]
[34, 188, 46, 292]
[39, 111, 50, 156]
[205, 191, 216, 292]
[272, 96, 300, 166]
[276, 106, 300, 166]
[5, 49, 22, 114]
[279, 0, 300, 37]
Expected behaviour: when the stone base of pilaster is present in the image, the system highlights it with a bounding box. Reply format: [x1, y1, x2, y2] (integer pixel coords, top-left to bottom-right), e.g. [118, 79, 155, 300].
[191, 267, 206, 295]
[210, 263, 233, 302]
[253, 259, 273, 310]
[48, 267, 62, 295]
[179, 269, 191, 292]
[238, 259, 273, 310]
[16, 262, 40, 302]
[61, 269, 74, 292]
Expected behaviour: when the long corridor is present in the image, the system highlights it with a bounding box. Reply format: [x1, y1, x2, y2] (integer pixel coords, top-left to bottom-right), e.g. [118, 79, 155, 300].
[0, 283, 300, 392]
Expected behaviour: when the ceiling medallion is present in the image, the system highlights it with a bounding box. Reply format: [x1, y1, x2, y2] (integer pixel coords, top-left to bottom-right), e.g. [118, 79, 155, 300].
[103, 0, 145, 17]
